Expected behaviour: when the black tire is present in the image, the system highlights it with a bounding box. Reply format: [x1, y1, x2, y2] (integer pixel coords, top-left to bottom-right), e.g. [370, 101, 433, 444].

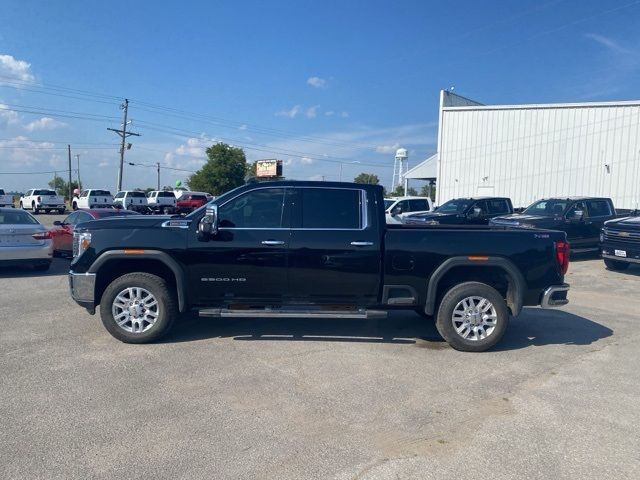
[33, 262, 51, 272]
[604, 258, 630, 271]
[100, 272, 178, 343]
[435, 281, 509, 352]
[72, 202, 78, 211]
[45, 209, 50, 214]
[58, 208, 65, 214]
[32, 202, 38, 214]
[19, 202, 24, 209]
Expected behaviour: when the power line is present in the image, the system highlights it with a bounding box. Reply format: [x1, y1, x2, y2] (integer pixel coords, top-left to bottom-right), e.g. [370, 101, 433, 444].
[0, 169, 79, 175]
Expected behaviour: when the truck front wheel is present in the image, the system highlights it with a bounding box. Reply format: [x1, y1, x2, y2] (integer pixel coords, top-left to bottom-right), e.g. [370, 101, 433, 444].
[100, 272, 177, 343]
[435, 281, 508, 352]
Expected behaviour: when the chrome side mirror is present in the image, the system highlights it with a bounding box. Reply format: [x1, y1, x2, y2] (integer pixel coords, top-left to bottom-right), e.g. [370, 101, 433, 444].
[197, 204, 218, 241]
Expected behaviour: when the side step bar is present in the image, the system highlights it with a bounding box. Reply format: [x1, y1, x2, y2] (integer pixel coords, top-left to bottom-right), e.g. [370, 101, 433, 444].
[199, 308, 388, 320]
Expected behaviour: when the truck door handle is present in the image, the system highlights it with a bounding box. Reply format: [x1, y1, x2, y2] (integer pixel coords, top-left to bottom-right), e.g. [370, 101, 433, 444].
[350, 241, 374, 246]
[261, 240, 285, 246]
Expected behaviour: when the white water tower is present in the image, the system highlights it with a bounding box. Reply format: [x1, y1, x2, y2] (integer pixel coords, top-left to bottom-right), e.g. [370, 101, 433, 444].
[392, 147, 409, 193]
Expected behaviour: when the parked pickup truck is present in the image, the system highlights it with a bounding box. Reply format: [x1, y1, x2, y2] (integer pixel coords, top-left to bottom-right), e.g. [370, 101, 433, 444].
[491, 197, 617, 251]
[0, 189, 14, 207]
[68, 181, 570, 352]
[113, 191, 148, 212]
[72, 189, 113, 210]
[20, 189, 65, 214]
[146, 190, 177, 214]
[176, 193, 208, 214]
[384, 196, 433, 224]
[404, 197, 513, 225]
[600, 215, 640, 271]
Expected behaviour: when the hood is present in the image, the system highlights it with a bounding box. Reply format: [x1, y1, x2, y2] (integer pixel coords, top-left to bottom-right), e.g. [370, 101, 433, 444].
[605, 216, 640, 230]
[75, 215, 174, 232]
[404, 211, 461, 223]
[490, 213, 559, 226]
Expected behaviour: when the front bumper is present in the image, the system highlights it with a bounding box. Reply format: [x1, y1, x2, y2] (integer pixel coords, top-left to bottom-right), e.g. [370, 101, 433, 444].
[540, 283, 570, 308]
[69, 271, 96, 314]
[601, 245, 640, 264]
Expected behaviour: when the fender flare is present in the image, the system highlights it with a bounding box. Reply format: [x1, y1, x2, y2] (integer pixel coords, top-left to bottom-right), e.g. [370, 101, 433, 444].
[423, 256, 525, 316]
[88, 250, 188, 312]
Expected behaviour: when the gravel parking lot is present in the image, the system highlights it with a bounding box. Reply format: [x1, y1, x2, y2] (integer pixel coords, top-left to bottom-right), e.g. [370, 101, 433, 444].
[1, 214, 639, 479]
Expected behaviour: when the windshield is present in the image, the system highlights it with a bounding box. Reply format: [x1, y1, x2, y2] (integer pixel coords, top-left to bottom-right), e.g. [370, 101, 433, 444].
[523, 199, 569, 216]
[436, 199, 472, 214]
[90, 190, 111, 196]
[128, 192, 146, 198]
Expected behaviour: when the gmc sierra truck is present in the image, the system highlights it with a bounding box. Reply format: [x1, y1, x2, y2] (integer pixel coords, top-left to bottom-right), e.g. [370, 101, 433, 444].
[68, 181, 570, 352]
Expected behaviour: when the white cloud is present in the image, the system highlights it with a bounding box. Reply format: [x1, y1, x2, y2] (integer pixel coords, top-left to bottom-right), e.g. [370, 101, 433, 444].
[98, 160, 110, 168]
[0, 103, 20, 125]
[325, 111, 335, 117]
[375, 143, 401, 154]
[306, 105, 320, 119]
[238, 124, 248, 130]
[275, 105, 302, 118]
[584, 34, 631, 55]
[300, 156, 314, 165]
[308, 174, 325, 181]
[0, 54, 35, 85]
[307, 76, 328, 89]
[24, 117, 67, 132]
[340, 111, 349, 118]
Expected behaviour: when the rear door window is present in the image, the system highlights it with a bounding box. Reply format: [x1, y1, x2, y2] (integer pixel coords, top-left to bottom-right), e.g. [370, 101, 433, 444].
[300, 188, 361, 229]
[487, 199, 510, 215]
[586, 200, 612, 217]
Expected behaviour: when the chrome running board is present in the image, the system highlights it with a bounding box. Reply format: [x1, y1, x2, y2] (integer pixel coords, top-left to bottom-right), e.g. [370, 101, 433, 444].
[199, 308, 388, 319]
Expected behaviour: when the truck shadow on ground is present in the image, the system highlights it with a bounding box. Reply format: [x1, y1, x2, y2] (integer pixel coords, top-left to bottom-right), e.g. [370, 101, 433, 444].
[0, 257, 69, 278]
[163, 308, 613, 351]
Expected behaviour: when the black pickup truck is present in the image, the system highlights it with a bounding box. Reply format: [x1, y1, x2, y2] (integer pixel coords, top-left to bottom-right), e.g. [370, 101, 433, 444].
[403, 197, 514, 225]
[600, 215, 640, 271]
[490, 197, 617, 251]
[68, 181, 570, 352]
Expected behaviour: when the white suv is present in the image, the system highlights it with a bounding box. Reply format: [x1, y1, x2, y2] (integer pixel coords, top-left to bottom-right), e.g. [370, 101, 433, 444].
[384, 196, 433, 224]
[146, 190, 176, 214]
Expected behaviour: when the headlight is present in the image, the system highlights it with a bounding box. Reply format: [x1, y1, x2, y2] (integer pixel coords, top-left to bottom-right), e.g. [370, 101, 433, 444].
[73, 232, 92, 258]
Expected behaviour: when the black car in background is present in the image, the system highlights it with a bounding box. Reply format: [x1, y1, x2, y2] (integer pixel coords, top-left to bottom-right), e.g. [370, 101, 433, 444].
[490, 197, 617, 251]
[403, 197, 514, 225]
[600, 215, 640, 270]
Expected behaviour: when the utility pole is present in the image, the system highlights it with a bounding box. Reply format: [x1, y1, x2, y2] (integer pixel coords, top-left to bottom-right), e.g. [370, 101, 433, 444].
[156, 162, 160, 190]
[67, 144, 72, 203]
[75, 154, 82, 190]
[108, 99, 140, 192]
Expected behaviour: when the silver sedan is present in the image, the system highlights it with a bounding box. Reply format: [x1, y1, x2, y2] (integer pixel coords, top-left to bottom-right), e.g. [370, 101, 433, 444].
[0, 207, 53, 271]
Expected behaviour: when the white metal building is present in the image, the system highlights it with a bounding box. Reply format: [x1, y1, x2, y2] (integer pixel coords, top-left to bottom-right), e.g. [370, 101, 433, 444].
[435, 90, 640, 209]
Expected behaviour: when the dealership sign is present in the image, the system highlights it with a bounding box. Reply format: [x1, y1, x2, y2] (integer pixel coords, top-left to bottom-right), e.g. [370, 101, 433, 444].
[255, 159, 283, 178]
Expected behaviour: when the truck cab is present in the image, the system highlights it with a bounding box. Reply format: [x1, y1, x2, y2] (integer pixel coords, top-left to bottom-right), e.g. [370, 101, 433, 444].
[384, 196, 433, 224]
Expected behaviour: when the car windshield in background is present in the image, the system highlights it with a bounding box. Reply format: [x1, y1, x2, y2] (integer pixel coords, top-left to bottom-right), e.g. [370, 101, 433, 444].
[437, 199, 472, 214]
[158, 192, 175, 197]
[523, 199, 570, 216]
[384, 200, 394, 210]
[0, 210, 38, 225]
[90, 190, 111, 196]
[35, 190, 57, 196]
[129, 192, 146, 198]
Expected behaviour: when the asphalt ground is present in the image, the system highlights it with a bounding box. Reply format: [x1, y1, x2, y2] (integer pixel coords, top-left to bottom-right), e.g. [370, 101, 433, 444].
[1, 214, 639, 479]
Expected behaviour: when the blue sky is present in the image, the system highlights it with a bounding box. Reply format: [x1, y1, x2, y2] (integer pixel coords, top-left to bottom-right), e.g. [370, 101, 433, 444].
[1, 0, 639, 192]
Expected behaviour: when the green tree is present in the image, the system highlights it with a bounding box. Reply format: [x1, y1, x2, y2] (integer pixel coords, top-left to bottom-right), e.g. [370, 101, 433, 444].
[353, 172, 380, 185]
[389, 185, 418, 196]
[420, 183, 436, 201]
[48, 177, 79, 198]
[187, 143, 248, 195]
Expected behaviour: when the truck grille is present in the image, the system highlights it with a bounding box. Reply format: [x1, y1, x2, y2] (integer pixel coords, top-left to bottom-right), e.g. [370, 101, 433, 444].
[603, 228, 640, 246]
[72, 232, 79, 257]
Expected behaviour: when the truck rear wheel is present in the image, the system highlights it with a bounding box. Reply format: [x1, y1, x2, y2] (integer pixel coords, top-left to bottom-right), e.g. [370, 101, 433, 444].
[435, 281, 508, 352]
[604, 258, 630, 271]
[100, 272, 177, 343]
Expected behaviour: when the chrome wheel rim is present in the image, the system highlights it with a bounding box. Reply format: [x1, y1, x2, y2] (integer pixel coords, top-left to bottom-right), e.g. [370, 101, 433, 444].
[451, 296, 497, 341]
[111, 287, 160, 334]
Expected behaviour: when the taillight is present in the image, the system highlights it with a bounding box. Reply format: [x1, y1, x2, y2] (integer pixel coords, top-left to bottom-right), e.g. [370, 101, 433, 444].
[555, 241, 570, 275]
[32, 232, 52, 240]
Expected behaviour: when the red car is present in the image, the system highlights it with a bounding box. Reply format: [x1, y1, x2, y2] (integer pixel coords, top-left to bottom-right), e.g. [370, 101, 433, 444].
[49, 208, 140, 256]
[176, 193, 208, 213]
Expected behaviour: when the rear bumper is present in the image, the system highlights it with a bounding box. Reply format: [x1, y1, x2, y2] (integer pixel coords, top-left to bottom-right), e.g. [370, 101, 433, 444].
[69, 271, 96, 313]
[540, 283, 570, 308]
[0, 242, 52, 261]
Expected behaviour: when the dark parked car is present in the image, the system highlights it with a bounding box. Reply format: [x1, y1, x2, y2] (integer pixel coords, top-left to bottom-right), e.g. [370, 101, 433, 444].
[68, 181, 570, 352]
[490, 197, 617, 251]
[404, 197, 513, 225]
[49, 208, 140, 256]
[600, 215, 640, 270]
